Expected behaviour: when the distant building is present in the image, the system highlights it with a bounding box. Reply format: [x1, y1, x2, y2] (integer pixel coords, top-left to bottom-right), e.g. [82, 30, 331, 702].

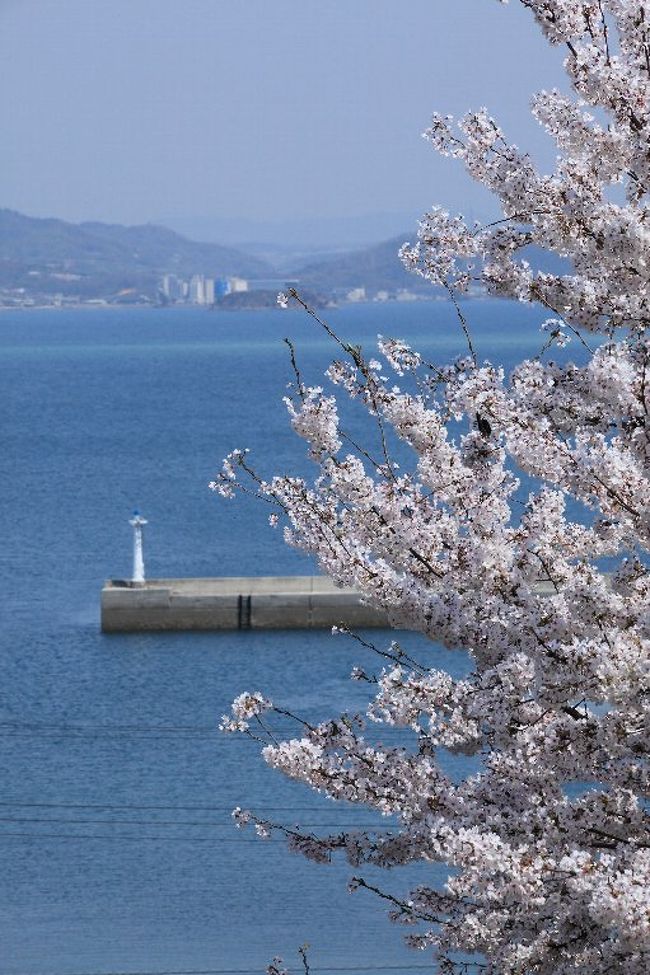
[162, 274, 185, 301]
[189, 274, 205, 304]
[228, 276, 248, 293]
[160, 273, 224, 305]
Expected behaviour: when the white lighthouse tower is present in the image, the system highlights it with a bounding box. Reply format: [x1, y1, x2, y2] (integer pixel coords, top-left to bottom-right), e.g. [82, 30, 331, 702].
[129, 511, 148, 586]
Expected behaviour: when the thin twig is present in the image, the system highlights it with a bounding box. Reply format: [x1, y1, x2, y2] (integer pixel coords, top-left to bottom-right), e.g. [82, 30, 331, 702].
[298, 945, 311, 975]
[285, 337, 306, 400]
[444, 284, 477, 363]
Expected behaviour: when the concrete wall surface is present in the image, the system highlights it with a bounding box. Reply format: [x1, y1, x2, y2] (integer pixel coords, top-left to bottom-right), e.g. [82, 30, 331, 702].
[101, 577, 389, 632]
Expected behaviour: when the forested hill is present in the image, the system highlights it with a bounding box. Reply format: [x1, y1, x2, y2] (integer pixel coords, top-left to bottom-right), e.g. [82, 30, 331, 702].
[288, 234, 570, 297]
[0, 209, 272, 297]
[0, 209, 572, 303]
[289, 235, 429, 295]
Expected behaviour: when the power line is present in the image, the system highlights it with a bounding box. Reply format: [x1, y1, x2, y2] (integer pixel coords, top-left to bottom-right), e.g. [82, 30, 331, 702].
[0, 730, 408, 738]
[43, 966, 471, 975]
[0, 723, 408, 731]
[0, 823, 396, 842]
[0, 816, 390, 828]
[0, 827, 397, 843]
[0, 832, 287, 843]
[0, 723, 220, 732]
[0, 733, 406, 745]
[0, 732, 255, 742]
[0, 801, 376, 813]
[0, 722, 408, 738]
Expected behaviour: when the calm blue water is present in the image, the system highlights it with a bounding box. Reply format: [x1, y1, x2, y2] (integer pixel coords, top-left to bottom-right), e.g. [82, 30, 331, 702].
[0, 300, 561, 975]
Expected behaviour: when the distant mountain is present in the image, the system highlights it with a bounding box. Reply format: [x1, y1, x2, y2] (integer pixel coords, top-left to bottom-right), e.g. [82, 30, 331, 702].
[289, 235, 428, 296]
[287, 236, 572, 299]
[0, 209, 272, 298]
[0, 209, 574, 306]
[235, 241, 362, 275]
[158, 210, 423, 250]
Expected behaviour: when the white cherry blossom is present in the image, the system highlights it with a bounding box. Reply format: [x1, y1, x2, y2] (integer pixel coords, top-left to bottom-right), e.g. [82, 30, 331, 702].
[216, 4, 650, 972]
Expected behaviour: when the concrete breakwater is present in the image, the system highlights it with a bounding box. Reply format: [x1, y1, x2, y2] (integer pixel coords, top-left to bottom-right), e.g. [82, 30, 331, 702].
[101, 576, 389, 632]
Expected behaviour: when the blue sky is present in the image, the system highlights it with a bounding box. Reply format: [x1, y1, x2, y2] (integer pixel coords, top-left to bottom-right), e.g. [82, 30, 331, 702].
[0, 0, 568, 242]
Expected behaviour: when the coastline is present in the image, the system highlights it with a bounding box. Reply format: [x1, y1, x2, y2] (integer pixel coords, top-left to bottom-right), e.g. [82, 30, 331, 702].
[0, 292, 459, 313]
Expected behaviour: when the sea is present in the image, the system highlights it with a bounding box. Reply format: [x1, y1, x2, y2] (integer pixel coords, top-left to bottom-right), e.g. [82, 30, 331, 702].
[0, 298, 569, 975]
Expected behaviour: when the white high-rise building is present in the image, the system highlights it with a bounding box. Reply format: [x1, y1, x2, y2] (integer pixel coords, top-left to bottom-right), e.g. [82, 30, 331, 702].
[162, 274, 185, 301]
[204, 278, 215, 305]
[228, 276, 248, 293]
[189, 274, 205, 304]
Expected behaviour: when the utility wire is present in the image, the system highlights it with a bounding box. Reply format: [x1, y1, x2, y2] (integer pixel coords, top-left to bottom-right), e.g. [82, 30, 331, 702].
[0, 801, 385, 813]
[0, 816, 391, 828]
[0, 722, 409, 736]
[0, 734, 406, 745]
[47, 966, 478, 975]
[0, 724, 409, 733]
[0, 824, 397, 842]
[0, 732, 255, 742]
[0, 721, 190, 728]
[0, 832, 289, 843]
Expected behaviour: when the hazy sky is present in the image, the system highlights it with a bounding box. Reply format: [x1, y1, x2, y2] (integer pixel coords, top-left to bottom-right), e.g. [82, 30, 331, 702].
[0, 0, 569, 238]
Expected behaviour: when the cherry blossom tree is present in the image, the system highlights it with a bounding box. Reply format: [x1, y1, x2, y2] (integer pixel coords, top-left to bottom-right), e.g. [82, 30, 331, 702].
[215, 3, 650, 973]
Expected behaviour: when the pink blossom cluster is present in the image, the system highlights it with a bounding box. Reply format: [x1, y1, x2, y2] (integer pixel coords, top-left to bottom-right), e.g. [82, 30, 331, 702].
[216, 3, 650, 973]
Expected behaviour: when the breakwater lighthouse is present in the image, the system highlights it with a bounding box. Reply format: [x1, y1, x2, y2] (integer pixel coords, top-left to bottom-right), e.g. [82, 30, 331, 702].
[129, 511, 147, 585]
